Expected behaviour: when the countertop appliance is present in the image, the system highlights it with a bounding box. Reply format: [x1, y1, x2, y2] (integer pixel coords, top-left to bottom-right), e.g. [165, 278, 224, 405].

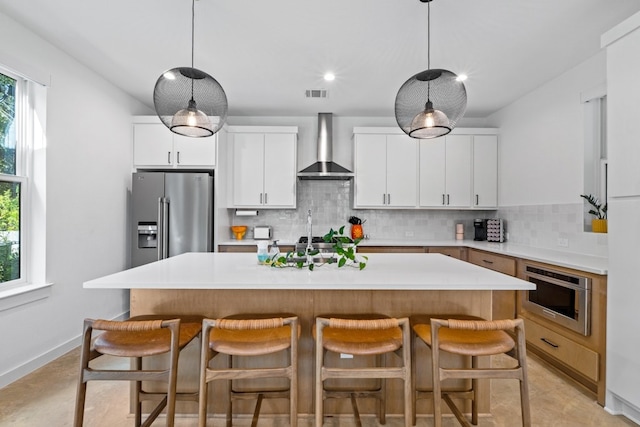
[473, 219, 487, 241]
[131, 171, 214, 268]
[521, 264, 591, 336]
[253, 226, 272, 240]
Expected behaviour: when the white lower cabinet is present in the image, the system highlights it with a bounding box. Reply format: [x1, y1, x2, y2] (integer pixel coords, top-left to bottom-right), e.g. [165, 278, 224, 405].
[229, 127, 297, 209]
[354, 133, 418, 208]
[419, 135, 472, 208]
[132, 117, 217, 168]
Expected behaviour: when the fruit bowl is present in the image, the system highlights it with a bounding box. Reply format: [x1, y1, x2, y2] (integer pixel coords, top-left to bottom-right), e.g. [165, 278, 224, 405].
[231, 225, 247, 240]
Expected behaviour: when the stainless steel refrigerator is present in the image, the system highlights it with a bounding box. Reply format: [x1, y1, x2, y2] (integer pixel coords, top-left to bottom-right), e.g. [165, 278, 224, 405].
[131, 172, 213, 267]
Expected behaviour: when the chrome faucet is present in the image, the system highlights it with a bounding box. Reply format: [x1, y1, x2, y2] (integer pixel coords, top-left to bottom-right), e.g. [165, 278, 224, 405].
[306, 210, 313, 253]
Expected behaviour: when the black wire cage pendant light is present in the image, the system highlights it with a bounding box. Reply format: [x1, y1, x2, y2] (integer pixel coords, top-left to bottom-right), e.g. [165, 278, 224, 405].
[153, 0, 227, 138]
[395, 0, 466, 139]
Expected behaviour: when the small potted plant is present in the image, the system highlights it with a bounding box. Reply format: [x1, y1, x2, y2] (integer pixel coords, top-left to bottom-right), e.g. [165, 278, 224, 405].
[580, 194, 607, 233]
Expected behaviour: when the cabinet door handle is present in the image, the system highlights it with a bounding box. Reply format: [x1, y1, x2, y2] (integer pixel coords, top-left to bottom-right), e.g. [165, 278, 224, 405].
[476, 194, 479, 205]
[387, 194, 391, 205]
[442, 194, 445, 205]
[167, 151, 171, 164]
[447, 194, 450, 205]
[264, 193, 268, 204]
[383, 194, 386, 205]
[540, 338, 559, 349]
[259, 193, 263, 204]
[177, 151, 181, 164]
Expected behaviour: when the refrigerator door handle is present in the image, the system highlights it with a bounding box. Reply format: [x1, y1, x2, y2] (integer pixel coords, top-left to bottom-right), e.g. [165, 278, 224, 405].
[157, 197, 163, 260]
[157, 197, 170, 260]
[161, 197, 169, 259]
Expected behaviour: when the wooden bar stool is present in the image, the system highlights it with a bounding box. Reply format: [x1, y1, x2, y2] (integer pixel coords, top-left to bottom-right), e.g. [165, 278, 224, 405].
[74, 314, 204, 427]
[198, 314, 299, 427]
[314, 315, 412, 427]
[413, 316, 530, 427]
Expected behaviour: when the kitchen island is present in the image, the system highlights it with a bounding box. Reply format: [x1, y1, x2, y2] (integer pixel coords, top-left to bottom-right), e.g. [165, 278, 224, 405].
[84, 252, 534, 420]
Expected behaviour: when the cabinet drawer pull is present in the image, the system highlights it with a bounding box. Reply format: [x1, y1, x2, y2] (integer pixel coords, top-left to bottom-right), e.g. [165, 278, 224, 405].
[482, 259, 494, 264]
[540, 337, 559, 348]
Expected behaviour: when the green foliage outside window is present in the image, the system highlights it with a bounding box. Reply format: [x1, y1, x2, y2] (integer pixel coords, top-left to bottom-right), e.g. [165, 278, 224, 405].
[0, 72, 20, 283]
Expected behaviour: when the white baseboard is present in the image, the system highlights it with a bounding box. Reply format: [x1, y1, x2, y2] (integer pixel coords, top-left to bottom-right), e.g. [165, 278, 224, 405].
[0, 310, 129, 389]
[605, 390, 640, 424]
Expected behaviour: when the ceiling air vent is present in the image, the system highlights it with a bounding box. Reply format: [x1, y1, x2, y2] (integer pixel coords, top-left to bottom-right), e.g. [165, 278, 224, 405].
[305, 89, 328, 99]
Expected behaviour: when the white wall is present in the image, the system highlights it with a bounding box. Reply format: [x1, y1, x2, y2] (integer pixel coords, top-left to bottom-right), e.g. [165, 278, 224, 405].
[487, 51, 607, 207]
[0, 11, 151, 386]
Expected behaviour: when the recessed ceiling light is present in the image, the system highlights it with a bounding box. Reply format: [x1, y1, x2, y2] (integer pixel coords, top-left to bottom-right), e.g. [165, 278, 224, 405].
[456, 74, 468, 82]
[324, 72, 336, 82]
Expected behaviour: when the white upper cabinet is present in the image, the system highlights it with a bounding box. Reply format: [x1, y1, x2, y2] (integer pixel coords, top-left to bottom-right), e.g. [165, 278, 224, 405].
[228, 126, 298, 209]
[355, 127, 498, 210]
[354, 132, 418, 208]
[132, 117, 217, 168]
[420, 135, 472, 208]
[472, 135, 498, 208]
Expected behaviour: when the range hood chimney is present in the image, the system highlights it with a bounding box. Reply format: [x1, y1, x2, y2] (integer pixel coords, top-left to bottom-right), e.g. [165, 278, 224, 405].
[297, 113, 353, 180]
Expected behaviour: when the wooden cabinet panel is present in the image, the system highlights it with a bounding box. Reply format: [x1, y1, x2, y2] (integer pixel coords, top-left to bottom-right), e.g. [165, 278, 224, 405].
[467, 249, 516, 276]
[357, 246, 426, 253]
[523, 316, 599, 382]
[427, 246, 465, 260]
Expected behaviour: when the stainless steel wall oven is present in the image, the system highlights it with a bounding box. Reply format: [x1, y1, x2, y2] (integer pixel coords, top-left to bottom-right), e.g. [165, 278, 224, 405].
[521, 264, 591, 336]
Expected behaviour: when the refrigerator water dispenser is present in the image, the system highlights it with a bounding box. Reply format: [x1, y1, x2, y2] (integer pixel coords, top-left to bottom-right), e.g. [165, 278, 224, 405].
[137, 223, 158, 248]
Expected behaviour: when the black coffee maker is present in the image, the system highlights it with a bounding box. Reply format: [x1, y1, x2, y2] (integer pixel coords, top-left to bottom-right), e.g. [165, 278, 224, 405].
[473, 219, 487, 241]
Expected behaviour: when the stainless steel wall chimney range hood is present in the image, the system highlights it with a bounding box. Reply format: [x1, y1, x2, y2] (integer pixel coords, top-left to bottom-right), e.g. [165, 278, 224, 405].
[297, 113, 354, 180]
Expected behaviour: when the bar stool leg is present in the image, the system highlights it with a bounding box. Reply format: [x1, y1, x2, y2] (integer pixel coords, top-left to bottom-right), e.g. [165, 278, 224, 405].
[472, 356, 479, 425]
[378, 354, 386, 424]
[135, 357, 142, 427]
[198, 324, 212, 427]
[226, 354, 233, 427]
[315, 340, 325, 426]
[431, 327, 443, 427]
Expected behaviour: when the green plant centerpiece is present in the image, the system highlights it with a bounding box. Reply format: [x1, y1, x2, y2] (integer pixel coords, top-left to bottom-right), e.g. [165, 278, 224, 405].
[266, 226, 368, 271]
[580, 194, 607, 219]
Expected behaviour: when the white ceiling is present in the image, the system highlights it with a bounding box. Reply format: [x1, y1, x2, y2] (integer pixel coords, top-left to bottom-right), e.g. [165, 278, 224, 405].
[1, 0, 639, 119]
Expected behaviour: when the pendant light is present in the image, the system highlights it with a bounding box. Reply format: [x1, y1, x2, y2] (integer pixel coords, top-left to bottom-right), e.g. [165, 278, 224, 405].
[395, 0, 466, 139]
[153, 0, 227, 137]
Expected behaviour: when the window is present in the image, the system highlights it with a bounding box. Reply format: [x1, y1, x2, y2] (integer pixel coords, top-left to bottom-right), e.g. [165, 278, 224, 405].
[0, 70, 23, 284]
[582, 93, 607, 232]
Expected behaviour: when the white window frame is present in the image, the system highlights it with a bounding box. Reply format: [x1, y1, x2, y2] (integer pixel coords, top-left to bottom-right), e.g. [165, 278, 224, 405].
[0, 65, 50, 311]
[581, 86, 608, 232]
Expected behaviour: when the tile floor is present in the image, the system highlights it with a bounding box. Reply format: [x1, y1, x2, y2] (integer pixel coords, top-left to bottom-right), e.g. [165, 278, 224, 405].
[0, 348, 636, 426]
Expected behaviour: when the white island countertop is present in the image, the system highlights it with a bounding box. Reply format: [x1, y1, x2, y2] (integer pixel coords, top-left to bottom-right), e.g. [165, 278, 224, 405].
[84, 252, 535, 291]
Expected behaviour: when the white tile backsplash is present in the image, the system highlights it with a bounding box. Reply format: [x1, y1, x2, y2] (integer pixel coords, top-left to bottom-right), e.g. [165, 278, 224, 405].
[227, 181, 608, 257]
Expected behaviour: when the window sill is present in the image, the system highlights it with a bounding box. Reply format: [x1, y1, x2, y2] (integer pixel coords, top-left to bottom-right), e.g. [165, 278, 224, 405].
[0, 282, 53, 313]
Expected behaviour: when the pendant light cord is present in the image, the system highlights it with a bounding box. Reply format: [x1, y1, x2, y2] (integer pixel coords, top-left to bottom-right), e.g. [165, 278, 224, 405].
[190, 0, 195, 100]
[427, 0, 431, 103]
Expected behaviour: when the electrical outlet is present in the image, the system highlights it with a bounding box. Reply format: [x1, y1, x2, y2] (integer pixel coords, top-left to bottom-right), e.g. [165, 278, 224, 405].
[340, 353, 354, 359]
[405, 231, 414, 237]
[557, 238, 569, 247]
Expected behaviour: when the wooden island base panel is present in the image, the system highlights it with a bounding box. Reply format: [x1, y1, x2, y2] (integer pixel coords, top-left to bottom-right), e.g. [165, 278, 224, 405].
[86, 252, 534, 419]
